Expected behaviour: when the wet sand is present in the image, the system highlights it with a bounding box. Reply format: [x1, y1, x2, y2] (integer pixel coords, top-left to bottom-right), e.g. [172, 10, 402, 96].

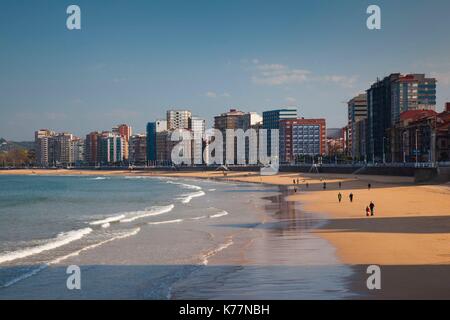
[170, 188, 353, 299]
[153, 170, 450, 299]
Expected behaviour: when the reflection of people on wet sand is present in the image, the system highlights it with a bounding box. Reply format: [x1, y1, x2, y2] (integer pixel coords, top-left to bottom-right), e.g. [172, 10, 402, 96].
[366, 206, 370, 217]
[338, 181, 342, 188]
[369, 201, 375, 216]
[349, 193, 353, 202]
[338, 192, 342, 203]
[323, 182, 326, 189]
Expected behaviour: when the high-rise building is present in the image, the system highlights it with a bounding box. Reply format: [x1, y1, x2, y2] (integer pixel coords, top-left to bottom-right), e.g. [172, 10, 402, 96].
[214, 109, 247, 164]
[263, 108, 298, 157]
[35, 130, 80, 166]
[99, 133, 124, 164]
[147, 120, 167, 163]
[367, 73, 400, 162]
[367, 73, 436, 162]
[156, 130, 171, 165]
[85, 131, 102, 165]
[71, 138, 85, 164]
[129, 134, 147, 164]
[262, 108, 298, 130]
[347, 94, 368, 158]
[239, 112, 262, 164]
[355, 118, 368, 161]
[113, 124, 132, 141]
[239, 112, 263, 130]
[189, 117, 206, 164]
[391, 74, 436, 125]
[35, 129, 55, 166]
[167, 110, 192, 130]
[279, 118, 326, 163]
[214, 109, 246, 131]
[113, 124, 132, 160]
[53, 133, 74, 165]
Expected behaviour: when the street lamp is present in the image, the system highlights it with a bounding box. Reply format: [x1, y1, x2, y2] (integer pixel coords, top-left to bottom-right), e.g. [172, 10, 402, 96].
[371, 138, 375, 164]
[415, 129, 419, 166]
[402, 131, 407, 163]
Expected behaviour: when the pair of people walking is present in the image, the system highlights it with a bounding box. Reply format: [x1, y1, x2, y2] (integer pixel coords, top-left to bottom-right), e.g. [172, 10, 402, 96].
[366, 201, 375, 216]
[337, 192, 353, 203]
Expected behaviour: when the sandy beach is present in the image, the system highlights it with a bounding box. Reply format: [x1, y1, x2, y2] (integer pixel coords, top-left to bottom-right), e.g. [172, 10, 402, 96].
[1, 168, 449, 299]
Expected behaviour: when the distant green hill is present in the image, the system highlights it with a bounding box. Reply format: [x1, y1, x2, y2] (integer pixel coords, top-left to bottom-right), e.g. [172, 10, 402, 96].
[0, 138, 35, 152]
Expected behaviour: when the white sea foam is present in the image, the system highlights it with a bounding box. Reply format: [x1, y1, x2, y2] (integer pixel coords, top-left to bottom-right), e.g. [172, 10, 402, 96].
[120, 204, 175, 223]
[1, 264, 48, 288]
[209, 211, 229, 219]
[90, 177, 108, 180]
[101, 223, 110, 229]
[201, 238, 234, 265]
[90, 214, 126, 226]
[191, 215, 207, 220]
[124, 176, 149, 179]
[0, 228, 93, 264]
[147, 219, 183, 225]
[50, 228, 141, 264]
[1, 228, 141, 288]
[180, 191, 206, 204]
[166, 180, 202, 190]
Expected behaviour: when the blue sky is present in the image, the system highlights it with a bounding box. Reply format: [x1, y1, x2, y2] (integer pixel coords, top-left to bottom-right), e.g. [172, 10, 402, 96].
[1, 0, 450, 140]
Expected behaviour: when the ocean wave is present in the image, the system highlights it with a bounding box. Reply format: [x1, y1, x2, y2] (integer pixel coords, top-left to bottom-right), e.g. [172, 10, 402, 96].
[120, 204, 175, 223]
[124, 176, 149, 179]
[89, 177, 109, 180]
[166, 180, 202, 191]
[209, 211, 229, 219]
[1, 264, 48, 288]
[190, 215, 207, 220]
[50, 228, 141, 264]
[89, 214, 126, 226]
[201, 238, 234, 265]
[148, 219, 183, 225]
[0, 228, 92, 264]
[179, 191, 206, 204]
[1, 228, 141, 289]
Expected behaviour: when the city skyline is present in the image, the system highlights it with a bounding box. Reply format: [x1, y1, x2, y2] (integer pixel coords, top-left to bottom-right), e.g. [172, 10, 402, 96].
[2, 0, 450, 140]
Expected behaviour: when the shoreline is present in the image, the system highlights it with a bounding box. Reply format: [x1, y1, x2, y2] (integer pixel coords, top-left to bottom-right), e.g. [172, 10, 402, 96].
[0, 173, 352, 299]
[1, 169, 450, 298]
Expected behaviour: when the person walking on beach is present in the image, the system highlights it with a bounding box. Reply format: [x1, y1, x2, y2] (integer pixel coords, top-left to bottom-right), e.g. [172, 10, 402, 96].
[297, 178, 299, 185]
[293, 179, 296, 185]
[369, 201, 375, 216]
[349, 193, 353, 202]
[338, 192, 342, 203]
[339, 181, 342, 189]
[306, 182, 309, 188]
[368, 183, 371, 190]
[323, 182, 327, 190]
[366, 206, 370, 217]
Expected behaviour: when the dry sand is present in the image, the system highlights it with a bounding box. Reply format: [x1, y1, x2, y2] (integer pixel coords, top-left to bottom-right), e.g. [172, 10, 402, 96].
[2, 168, 450, 299]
